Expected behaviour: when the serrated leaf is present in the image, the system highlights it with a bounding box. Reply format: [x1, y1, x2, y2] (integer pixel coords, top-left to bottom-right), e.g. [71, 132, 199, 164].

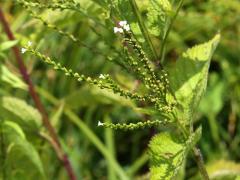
[149, 128, 202, 180]
[149, 132, 185, 180]
[147, 0, 172, 36]
[0, 120, 45, 180]
[168, 34, 220, 125]
[0, 97, 41, 132]
[0, 40, 18, 51]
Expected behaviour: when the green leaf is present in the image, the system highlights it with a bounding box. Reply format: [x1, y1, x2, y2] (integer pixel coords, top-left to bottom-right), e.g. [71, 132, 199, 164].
[149, 128, 202, 180]
[0, 40, 18, 51]
[193, 160, 240, 180]
[0, 97, 41, 132]
[3, 120, 26, 139]
[0, 120, 45, 180]
[65, 85, 134, 109]
[147, 0, 172, 36]
[0, 65, 27, 90]
[149, 132, 185, 180]
[199, 73, 225, 116]
[90, 0, 108, 8]
[207, 160, 240, 180]
[168, 34, 220, 125]
[0, 52, 7, 60]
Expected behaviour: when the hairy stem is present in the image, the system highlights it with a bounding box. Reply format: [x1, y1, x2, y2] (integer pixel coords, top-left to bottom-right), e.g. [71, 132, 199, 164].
[173, 114, 209, 179]
[193, 147, 210, 180]
[0, 8, 76, 180]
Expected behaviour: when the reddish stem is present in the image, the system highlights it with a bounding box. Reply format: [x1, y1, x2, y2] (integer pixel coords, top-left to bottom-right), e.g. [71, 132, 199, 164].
[0, 8, 76, 180]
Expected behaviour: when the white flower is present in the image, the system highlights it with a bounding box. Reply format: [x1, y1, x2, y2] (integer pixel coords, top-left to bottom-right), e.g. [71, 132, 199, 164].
[114, 27, 123, 33]
[98, 121, 104, 126]
[27, 41, 32, 46]
[21, 48, 27, 54]
[119, 20, 127, 27]
[99, 74, 106, 79]
[123, 24, 130, 31]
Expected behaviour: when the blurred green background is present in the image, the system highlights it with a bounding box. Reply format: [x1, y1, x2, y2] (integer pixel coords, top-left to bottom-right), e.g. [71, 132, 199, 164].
[0, 0, 239, 179]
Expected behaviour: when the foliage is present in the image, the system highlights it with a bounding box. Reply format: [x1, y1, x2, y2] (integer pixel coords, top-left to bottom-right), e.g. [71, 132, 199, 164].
[0, 121, 45, 180]
[0, 0, 239, 180]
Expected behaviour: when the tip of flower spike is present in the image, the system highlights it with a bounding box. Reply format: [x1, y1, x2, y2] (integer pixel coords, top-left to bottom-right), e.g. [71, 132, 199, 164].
[116, 20, 130, 32]
[21, 48, 27, 54]
[98, 121, 104, 126]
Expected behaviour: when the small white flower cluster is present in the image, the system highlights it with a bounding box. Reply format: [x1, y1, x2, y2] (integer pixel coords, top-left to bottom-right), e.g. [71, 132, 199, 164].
[113, 20, 130, 34]
[99, 74, 106, 79]
[21, 48, 27, 54]
[98, 121, 104, 126]
[21, 41, 32, 54]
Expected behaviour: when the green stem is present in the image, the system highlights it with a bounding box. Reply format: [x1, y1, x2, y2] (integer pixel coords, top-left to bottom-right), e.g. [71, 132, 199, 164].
[104, 115, 117, 180]
[160, 0, 184, 63]
[65, 110, 128, 180]
[129, 0, 158, 60]
[172, 113, 209, 179]
[193, 147, 210, 180]
[127, 152, 148, 177]
[36, 87, 129, 180]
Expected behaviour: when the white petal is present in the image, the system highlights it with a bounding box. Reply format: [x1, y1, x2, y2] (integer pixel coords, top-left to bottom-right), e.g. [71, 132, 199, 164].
[99, 74, 105, 79]
[21, 48, 27, 54]
[114, 27, 124, 33]
[118, 28, 123, 33]
[98, 121, 104, 126]
[119, 20, 127, 27]
[123, 24, 130, 31]
[114, 27, 119, 33]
